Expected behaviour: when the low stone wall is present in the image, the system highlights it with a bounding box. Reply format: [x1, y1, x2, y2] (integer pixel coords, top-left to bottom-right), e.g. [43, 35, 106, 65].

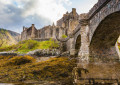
[0, 50, 70, 57]
[32, 38, 51, 41]
[27, 49, 71, 57]
[27, 49, 61, 57]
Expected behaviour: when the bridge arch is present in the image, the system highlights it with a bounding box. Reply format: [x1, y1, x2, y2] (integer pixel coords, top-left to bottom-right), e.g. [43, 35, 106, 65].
[90, 11, 120, 59]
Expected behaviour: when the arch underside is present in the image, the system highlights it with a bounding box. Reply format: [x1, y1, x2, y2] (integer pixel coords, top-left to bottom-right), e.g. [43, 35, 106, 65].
[90, 12, 120, 60]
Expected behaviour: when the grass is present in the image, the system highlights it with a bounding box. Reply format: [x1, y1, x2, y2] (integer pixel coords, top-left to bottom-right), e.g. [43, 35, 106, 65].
[0, 39, 59, 53]
[0, 55, 77, 83]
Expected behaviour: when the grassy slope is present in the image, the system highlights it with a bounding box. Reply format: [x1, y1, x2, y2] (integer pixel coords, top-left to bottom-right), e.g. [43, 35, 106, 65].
[0, 55, 76, 83]
[0, 39, 59, 53]
[0, 29, 18, 47]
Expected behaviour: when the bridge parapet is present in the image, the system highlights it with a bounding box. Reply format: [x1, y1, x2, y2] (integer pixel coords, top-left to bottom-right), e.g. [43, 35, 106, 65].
[88, 0, 110, 19]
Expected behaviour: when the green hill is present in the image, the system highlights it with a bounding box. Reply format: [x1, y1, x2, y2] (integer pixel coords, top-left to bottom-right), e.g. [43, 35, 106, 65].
[0, 28, 20, 47]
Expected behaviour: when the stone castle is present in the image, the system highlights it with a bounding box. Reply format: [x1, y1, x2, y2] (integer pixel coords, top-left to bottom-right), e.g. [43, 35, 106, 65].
[21, 8, 79, 41]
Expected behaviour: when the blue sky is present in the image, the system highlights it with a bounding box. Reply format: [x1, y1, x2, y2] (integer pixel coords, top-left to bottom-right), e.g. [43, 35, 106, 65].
[0, 0, 97, 33]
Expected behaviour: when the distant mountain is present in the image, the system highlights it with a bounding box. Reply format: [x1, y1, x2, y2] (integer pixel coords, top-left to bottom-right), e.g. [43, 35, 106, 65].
[7, 30, 20, 41]
[0, 28, 20, 47]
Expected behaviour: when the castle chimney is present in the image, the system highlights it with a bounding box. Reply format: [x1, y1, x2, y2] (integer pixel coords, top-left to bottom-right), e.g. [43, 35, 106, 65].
[72, 8, 76, 17]
[32, 24, 34, 28]
[31, 24, 35, 38]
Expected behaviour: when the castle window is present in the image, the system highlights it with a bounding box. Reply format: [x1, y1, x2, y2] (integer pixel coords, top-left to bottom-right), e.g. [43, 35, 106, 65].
[56, 28, 59, 33]
[56, 28, 59, 37]
[50, 29, 53, 37]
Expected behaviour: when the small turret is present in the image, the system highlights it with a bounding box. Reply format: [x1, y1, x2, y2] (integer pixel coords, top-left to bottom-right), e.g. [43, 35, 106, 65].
[23, 26, 25, 31]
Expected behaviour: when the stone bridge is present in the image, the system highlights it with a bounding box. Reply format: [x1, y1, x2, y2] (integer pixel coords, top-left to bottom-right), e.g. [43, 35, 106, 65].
[65, 0, 120, 60]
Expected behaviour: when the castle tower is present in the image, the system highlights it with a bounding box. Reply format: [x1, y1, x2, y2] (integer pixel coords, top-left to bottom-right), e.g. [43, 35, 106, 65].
[72, 8, 76, 17]
[31, 24, 36, 38]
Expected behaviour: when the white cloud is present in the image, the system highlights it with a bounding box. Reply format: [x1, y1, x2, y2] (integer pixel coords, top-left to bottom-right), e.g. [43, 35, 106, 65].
[0, 0, 72, 33]
[58, 0, 72, 6]
[0, 0, 98, 33]
[21, 0, 72, 23]
[0, 0, 12, 5]
[2, 0, 71, 24]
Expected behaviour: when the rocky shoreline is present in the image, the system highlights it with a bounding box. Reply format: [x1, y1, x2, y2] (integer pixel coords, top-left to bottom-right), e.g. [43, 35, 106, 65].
[0, 49, 70, 57]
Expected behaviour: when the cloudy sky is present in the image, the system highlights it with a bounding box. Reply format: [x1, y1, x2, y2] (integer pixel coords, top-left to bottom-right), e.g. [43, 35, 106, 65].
[0, 0, 98, 33]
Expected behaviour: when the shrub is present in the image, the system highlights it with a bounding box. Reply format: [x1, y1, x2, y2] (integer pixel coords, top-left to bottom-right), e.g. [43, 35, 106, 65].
[62, 34, 67, 38]
[6, 55, 36, 65]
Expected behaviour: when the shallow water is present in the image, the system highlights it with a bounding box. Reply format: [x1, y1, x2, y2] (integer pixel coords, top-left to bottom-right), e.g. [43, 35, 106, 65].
[1, 59, 120, 85]
[75, 59, 120, 84]
[0, 83, 14, 85]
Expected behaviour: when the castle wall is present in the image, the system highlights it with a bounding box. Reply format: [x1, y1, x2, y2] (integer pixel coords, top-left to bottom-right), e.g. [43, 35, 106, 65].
[57, 18, 63, 27]
[21, 25, 38, 41]
[21, 8, 79, 43]
[21, 24, 66, 41]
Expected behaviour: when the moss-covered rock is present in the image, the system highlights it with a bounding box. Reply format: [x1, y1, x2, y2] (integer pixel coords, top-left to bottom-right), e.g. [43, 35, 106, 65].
[0, 56, 77, 83]
[5, 56, 36, 66]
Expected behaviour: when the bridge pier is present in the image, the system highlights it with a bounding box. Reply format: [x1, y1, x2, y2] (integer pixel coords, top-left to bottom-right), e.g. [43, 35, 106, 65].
[78, 17, 90, 62]
[78, 25, 89, 62]
[70, 49, 76, 56]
